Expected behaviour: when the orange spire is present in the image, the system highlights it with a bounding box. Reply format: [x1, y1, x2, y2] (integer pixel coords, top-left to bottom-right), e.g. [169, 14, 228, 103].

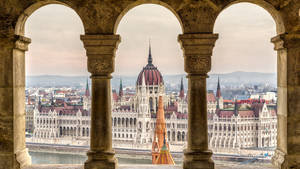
[156, 96, 166, 148]
[152, 96, 174, 165]
[155, 133, 175, 165]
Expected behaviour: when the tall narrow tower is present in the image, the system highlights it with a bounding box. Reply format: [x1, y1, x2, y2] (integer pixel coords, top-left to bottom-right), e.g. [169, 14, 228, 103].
[83, 78, 90, 110]
[119, 78, 123, 98]
[216, 77, 223, 109]
[216, 76, 221, 98]
[85, 78, 90, 97]
[179, 77, 184, 99]
[136, 73, 151, 144]
[152, 96, 174, 164]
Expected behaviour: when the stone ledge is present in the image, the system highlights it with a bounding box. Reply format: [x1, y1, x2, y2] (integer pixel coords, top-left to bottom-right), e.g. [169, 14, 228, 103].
[25, 163, 276, 169]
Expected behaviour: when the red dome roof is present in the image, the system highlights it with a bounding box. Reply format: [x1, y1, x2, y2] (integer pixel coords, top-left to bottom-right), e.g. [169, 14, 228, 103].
[136, 64, 164, 85]
[136, 43, 164, 86]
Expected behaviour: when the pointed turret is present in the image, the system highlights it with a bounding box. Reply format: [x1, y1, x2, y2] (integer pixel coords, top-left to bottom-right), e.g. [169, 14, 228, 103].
[37, 96, 42, 111]
[234, 99, 239, 116]
[119, 78, 123, 97]
[51, 94, 55, 106]
[153, 127, 175, 164]
[148, 40, 153, 65]
[179, 77, 184, 99]
[216, 76, 221, 98]
[152, 96, 174, 164]
[85, 78, 90, 97]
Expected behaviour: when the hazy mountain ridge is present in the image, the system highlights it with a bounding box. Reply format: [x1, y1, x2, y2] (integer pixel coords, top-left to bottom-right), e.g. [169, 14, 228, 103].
[26, 71, 277, 90]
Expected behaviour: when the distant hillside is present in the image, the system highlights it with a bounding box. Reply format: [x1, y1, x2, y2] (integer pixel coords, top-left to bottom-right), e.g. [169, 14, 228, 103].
[206, 71, 276, 90]
[26, 71, 276, 90]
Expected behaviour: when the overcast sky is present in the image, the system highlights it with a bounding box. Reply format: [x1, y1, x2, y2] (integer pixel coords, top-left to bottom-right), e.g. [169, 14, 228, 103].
[25, 3, 276, 76]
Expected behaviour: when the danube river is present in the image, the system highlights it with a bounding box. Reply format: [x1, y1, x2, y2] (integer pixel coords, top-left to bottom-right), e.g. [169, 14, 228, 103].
[29, 152, 182, 164]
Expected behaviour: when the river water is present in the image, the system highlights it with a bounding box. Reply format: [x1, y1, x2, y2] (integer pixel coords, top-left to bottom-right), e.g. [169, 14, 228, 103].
[29, 152, 182, 164]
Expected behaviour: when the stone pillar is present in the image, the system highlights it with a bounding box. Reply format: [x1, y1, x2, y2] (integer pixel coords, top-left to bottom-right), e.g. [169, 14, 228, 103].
[271, 33, 300, 168]
[14, 35, 32, 169]
[81, 34, 120, 169]
[178, 33, 218, 169]
[0, 35, 32, 169]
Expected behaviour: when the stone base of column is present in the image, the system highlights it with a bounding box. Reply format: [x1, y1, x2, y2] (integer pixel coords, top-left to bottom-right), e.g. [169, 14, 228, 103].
[15, 148, 31, 168]
[84, 150, 117, 169]
[183, 149, 214, 169]
[272, 149, 300, 169]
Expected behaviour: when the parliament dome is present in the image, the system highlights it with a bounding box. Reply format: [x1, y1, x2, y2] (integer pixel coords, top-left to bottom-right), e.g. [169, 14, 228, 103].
[136, 44, 164, 86]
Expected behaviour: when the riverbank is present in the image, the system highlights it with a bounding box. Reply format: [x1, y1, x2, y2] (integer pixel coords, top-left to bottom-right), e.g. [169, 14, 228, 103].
[26, 142, 272, 164]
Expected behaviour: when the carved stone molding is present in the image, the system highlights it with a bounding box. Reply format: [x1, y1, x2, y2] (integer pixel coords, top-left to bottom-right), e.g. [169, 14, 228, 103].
[271, 35, 285, 51]
[272, 33, 300, 86]
[15, 148, 31, 168]
[178, 33, 218, 74]
[272, 33, 300, 49]
[14, 35, 31, 51]
[81, 34, 121, 75]
[88, 57, 114, 76]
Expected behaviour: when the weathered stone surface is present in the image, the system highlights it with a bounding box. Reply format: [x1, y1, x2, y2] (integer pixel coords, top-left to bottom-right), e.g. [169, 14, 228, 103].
[1, 0, 300, 169]
[24, 163, 277, 169]
[81, 35, 120, 75]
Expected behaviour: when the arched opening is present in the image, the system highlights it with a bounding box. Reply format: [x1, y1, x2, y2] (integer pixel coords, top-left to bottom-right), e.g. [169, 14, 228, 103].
[112, 3, 184, 165]
[21, 3, 87, 165]
[211, 2, 282, 168]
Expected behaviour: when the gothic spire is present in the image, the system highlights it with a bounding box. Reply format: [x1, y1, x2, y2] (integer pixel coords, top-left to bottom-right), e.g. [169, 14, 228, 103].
[216, 76, 221, 98]
[234, 98, 239, 116]
[148, 40, 153, 65]
[179, 77, 184, 99]
[119, 78, 123, 97]
[85, 78, 90, 97]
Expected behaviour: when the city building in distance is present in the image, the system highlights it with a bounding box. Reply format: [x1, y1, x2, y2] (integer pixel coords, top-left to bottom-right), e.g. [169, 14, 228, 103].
[26, 44, 277, 158]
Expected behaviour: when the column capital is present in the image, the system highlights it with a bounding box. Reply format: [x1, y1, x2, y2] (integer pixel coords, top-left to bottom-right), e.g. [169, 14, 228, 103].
[271, 33, 300, 50]
[14, 35, 31, 51]
[80, 34, 121, 76]
[178, 33, 218, 75]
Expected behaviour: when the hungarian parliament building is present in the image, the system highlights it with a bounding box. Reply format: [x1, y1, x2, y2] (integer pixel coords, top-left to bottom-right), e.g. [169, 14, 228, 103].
[26, 45, 277, 154]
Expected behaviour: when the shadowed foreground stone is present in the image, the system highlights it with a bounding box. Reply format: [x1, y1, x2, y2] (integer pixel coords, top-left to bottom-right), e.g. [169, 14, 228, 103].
[25, 163, 276, 169]
[2, 0, 300, 169]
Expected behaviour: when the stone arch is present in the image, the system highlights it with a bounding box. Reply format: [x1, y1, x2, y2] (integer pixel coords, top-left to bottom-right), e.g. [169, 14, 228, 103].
[212, 3, 287, 165]
[122, 118, 125, 126]
[215, 1, 285, 34]
[118, 118, 121, 126]
[149, 97, 154, 112]
[59, 127, 62, 136]
[11, 3, 87, 167]
[172, 131, 175, 141]
[177, 131, 181, 141]
[129, 118, 133, 127]
[67, 127, 70, 136]
[78, 127, 81, 136]
[82, 128, 86, 137]
[114, 117, 117, 127]
[15, 1, 85, 36]
[113, 0, 184, 34]
[126, 118, 129, 127]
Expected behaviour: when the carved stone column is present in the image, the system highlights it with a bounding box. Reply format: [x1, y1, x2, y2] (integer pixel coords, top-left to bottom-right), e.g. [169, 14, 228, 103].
[178, 33, 218, 169]
[0, 35, 32, 168]
[13, 35, 32, 169]
[271, 33, 300, 169]
[81, 34, 120, 169]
